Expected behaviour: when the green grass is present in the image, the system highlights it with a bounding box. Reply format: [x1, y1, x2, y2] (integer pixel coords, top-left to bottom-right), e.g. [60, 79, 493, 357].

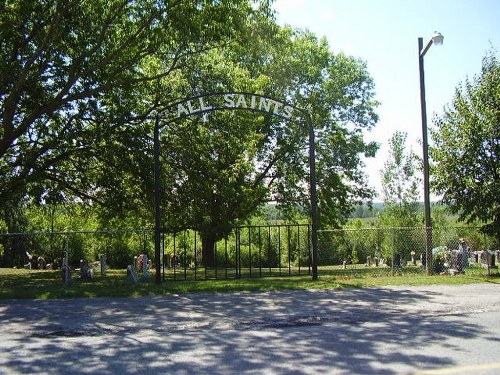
[0, 266, 498, 300]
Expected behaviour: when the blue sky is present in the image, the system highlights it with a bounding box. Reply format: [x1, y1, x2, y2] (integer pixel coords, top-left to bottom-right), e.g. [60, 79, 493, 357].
[273, 0, 500, 200]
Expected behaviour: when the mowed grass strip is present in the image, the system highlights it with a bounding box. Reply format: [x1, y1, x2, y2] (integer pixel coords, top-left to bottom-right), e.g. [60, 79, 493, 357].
[0, 266, 498, 300]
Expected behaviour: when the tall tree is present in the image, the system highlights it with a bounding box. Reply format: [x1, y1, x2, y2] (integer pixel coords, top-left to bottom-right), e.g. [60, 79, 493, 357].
[168, 27, 380, 264]
[109, 24, 380, 266]
[381, 131, 420, 205]
[379, 131, 421, 227]
[431, 50, 500, 240]
[89, 5, 278, 266]
[155, 36, 284, 266]
[0, 0, 256, 209]
[162, 111, 271, 266]
[258, 28, 380, 227]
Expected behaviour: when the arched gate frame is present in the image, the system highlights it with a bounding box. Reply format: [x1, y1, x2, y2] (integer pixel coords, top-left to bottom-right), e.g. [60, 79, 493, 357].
[152, 92, 318, 282]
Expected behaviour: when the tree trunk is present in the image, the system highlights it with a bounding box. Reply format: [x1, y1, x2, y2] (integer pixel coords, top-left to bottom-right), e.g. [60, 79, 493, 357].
[201, 234, 216, 268]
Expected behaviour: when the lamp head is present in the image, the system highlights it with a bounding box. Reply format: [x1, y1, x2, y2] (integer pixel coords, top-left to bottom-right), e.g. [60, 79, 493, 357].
[431, 32, 444, 46]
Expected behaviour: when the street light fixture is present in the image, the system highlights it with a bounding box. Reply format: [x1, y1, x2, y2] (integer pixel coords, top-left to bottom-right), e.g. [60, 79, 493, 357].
[418, 31, 443, 274]
[432, 32, 444, 45]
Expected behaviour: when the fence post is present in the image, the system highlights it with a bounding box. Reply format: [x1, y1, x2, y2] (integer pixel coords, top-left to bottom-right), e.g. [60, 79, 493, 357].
[425, 226, 433, 275]
[391, 228, 396, 275]
[236, 227, 241, 278]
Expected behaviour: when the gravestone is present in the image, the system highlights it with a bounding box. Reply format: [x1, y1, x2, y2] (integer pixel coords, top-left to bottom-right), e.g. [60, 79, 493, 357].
[489, 252, 496, 268]
[410, 251, 416, 265]
[127, 265, 139, 283]
[79, 259, 94, 281]
[61, 251, 71, 283]
[450, 251, 465, 273]
[142, 254, 150, 281]
[479, 250, 497, 268]
[393, 253, 402, 268]
[458, 242, 469, 268]
[99, 254, 107, 276]
[366, 255, 373, 267]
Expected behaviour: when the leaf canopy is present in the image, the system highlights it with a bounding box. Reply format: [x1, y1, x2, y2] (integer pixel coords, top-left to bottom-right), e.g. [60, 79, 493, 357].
[431, 50, 500, 238]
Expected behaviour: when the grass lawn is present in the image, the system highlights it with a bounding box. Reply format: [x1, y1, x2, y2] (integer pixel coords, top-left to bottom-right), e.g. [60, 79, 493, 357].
[0, 266, 498, 300]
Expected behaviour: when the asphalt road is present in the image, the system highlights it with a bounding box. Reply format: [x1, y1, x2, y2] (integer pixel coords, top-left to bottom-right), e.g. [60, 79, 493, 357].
[0, 283, 499, 374]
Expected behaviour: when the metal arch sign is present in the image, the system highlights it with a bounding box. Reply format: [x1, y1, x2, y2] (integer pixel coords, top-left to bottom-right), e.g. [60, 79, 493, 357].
[153, 92, 318, 283]
[159, 92, 307, 124]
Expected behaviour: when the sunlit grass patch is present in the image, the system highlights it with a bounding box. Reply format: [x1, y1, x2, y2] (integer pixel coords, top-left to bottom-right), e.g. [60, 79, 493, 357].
[0, 266, 498, 300]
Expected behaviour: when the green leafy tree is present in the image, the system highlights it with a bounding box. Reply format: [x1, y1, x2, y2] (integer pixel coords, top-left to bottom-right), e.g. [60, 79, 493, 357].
[53, 17, 378, 268]
[379, 131, 422, 262]
[72, 7, 279, 266]
[379, 131, 421, 227]
[381, 131, 420, 209]
[0, 0, 255, 209]
[431, 50, 500, 241]
[167, 27, 379, 265]
[253, 28, 380, 228]
[162, 110, 271, 267]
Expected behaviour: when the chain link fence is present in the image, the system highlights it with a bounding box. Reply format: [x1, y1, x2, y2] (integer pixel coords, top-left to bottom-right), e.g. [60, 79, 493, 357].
[0, 229, 153, 271]
[318, 226, 499, 276]
[1, 225, 498, 285]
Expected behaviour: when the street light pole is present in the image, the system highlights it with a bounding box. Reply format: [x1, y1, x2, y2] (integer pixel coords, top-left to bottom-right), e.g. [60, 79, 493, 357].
[308, 117, 319, 281]
[418, 32, 443, 275]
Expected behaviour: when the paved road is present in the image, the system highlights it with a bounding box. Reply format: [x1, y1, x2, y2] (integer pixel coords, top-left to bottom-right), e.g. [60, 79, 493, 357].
[0, 283, 499, 374]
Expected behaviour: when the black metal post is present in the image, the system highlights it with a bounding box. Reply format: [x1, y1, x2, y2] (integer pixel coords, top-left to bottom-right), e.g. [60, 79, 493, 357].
[418, 37, 433, 275]
[154, 114, 162, 284]
[308, 118, 319, 280]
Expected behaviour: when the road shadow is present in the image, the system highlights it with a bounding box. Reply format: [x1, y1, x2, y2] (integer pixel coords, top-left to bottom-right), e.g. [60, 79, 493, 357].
[0, 286, 495, 374]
